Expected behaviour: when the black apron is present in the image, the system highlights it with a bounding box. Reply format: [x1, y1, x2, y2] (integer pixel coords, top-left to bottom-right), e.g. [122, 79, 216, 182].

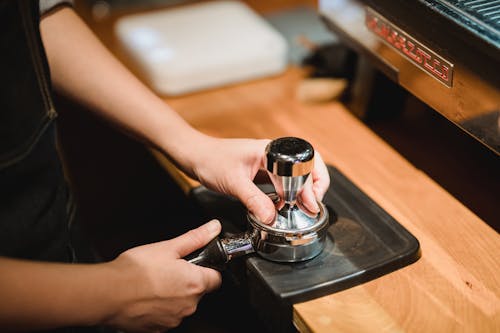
[0, 1, 112, 332]
[0, 0, 73, 262]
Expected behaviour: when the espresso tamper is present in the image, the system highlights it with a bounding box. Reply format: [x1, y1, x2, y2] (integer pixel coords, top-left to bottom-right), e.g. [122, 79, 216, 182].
[264, 136, 316, 229]
[187, 137, 329, 269]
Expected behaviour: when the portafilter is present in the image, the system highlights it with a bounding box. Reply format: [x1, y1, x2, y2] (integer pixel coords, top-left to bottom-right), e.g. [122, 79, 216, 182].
[187, 137, 330, 270]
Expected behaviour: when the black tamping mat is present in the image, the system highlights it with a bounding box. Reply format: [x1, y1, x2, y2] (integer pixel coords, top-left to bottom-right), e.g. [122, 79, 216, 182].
[189, 165, 420, 333]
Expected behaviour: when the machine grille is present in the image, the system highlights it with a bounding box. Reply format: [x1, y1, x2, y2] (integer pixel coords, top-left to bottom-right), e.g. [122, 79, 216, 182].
[439, 0, 500, 36]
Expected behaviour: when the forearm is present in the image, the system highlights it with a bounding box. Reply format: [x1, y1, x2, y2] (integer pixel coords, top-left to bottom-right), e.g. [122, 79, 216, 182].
[0, 257, 124, 331]
[0, 221, 223, 332]
[37, 7, 326, 222]
[39, 7, 205, 173]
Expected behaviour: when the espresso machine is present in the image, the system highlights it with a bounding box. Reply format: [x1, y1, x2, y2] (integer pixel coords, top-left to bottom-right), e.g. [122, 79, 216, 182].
[189, 137, 420, 333]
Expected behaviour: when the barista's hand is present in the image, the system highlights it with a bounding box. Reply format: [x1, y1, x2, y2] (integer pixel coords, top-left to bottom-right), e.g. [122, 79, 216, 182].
[189, 137, 330, 224]
[105, 220, 222, 332]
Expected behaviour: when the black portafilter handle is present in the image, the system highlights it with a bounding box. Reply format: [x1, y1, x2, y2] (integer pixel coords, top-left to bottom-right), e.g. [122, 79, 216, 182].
[185, 237, 228, 271]
[185, 232, 255, 271]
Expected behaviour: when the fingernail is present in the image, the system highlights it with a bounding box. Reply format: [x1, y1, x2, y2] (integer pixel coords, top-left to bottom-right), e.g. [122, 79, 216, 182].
[206, 220, 220, 235]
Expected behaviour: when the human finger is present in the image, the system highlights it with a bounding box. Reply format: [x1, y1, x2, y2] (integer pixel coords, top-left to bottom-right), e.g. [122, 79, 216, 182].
[198, 266, 222, 293]
[299, 176, 320, 213]
[311, 151, 330, 200]
[231, 177, 275, 224]
[167, 220, 222, 258]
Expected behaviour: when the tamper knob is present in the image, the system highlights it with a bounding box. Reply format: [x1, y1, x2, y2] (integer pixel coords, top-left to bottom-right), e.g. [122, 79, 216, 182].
[265, 137, 315, 208]
[266, 137, 314, 177]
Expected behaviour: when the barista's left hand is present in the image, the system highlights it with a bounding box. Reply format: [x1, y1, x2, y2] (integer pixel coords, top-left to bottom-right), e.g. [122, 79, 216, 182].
[186, 136, 330, 224]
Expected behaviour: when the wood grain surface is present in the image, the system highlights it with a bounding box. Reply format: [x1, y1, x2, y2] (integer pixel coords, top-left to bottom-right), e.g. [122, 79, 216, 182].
[154, 68, 500, 332]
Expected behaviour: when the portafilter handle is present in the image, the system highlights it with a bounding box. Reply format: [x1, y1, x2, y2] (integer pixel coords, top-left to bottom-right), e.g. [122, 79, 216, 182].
[185, 232, 254, 271]
[265, 137, 314, 208]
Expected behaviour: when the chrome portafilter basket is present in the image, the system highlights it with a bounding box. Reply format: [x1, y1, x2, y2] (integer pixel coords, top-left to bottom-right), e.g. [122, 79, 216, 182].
[188, 137, 329, 270]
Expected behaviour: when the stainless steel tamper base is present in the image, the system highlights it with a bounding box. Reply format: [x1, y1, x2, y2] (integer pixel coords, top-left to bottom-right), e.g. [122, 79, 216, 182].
[247, 201, 329, 262]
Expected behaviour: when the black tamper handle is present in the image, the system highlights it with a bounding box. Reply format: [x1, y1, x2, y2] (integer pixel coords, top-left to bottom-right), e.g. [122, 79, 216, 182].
[185, 237, 228, 271]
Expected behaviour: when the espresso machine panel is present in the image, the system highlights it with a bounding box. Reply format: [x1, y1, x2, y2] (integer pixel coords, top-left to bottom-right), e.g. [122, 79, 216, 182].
[320, 0, 500, 154]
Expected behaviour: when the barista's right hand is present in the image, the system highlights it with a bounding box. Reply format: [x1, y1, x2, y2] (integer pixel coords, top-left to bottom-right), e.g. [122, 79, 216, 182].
[105, 220, 222, 332]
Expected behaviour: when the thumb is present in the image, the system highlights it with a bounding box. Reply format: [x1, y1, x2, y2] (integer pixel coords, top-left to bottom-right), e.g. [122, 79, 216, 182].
[233, 178, 275, 224]
[168, 220, 222, 258]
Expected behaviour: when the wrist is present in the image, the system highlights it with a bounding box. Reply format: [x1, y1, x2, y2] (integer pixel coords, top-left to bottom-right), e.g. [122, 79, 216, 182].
[158, 126, 215, 178]
[93, 260, 129, 327]
[96, 255, 152, 329]
[75, 262, 129, 327]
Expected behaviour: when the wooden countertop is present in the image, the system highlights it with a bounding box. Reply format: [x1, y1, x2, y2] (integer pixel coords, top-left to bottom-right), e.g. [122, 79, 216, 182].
[152, 67, 499, 332]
